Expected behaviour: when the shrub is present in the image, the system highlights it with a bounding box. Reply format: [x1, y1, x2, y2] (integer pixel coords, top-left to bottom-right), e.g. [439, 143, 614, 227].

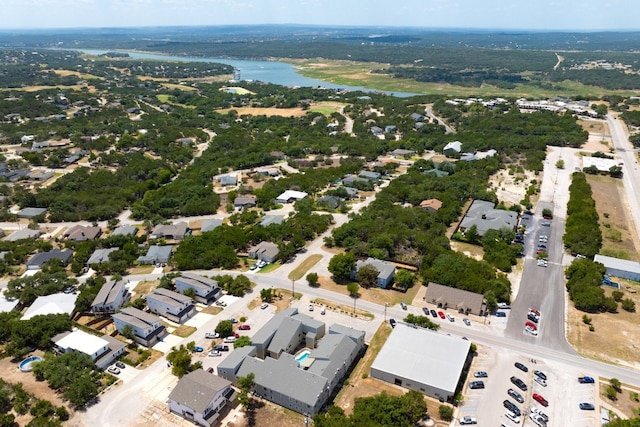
[582, 314, 592, 324]
[612, 290, 624, 302]
[622, 298, 636, 312]
[438, 404, 453, 421]
[605, 385, 618, 401]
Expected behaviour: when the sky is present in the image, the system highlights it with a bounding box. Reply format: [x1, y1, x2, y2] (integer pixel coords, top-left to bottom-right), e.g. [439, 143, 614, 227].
[1, 0, 639, 31]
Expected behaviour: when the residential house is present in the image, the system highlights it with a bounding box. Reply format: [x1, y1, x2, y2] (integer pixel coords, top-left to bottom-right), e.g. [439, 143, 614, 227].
[419, 198, 443, 212]
[358, 171, 381, 181]
[218, 175, 237, 187]
[370, 126, 383, 136]
[22, 293, 77, 320]
[17, 207, 46, 219]
[270, 151, 285, 160]
[316, 196, 340, 210]
[276, 190, 308, 204]
[443, 140, 463, 153]
[87, 248, 119, 266]
[29, 170, 54, 182]
[201, 219, 223, 233]
[174, 273, 222, 305]
[4, 229, 42, 242]
[150, 222, 188, 240]
[342, 187, 358, 198]
[52, 329, 126, 370]
[410, 113, 425, 121]
[424, 282, 486, 316]
[233, 196, 256, 210]
[91, 280, 130, 314]
[112, 225, 138, 237]
[248, 241, 279, 263]
[384, 125, 397, 134]
[351, 257, 396, 288]
[259, 215, 285, 227]
[341, 175, 369, 187]
[459, 200, 518, 237]
[146, 288, 195, 323]
[168, 369, 235, 427]
[64, 224, 102, 241]
[391, 149, 415, 158]
[137, 245, 172, 265]
[112, 307, 166, 347]
[26, 249, 73, 270]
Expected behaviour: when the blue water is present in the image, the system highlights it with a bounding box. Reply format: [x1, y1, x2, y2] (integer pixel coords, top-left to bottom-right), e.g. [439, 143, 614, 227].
[19, 355, 42, 372]
[296, 351, 310, 363]
[75, 48, 418, 97]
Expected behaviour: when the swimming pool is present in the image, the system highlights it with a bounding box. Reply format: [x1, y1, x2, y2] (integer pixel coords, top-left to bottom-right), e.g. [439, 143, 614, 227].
[295, 349, 311, 363]
[19, 356, 42, 372]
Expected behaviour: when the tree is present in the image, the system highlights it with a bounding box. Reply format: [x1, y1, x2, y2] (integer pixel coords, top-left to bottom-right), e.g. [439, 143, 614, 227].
[438, 404, 453, 421]
[394, 270, 415, 290]
[404, 314, 440, 331]
[306, 272, 319, 287]
[555, 159, 565, 169]
[166, 345, 192, 377]
[215, 320, 234, 338]
[465, 224, 480, 243]
[328, 252, 356, 283]
[347, 282, 359, 297]
[260, 288, 276, 302]
[121, 324, 134, 341]
[234, 336, 251, 348]
[356, 264, 379, 288]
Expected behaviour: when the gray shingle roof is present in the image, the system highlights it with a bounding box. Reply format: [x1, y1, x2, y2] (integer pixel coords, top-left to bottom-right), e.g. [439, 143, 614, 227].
[169, 369, 231, 413]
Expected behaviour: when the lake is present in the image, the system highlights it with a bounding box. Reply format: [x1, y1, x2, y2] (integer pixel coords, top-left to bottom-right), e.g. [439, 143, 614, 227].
[77, 48, 418, 97]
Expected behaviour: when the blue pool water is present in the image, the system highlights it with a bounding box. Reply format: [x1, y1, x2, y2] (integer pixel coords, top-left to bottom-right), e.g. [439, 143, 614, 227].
[295, 350, 311, 363]
[19, 356, 42, 372]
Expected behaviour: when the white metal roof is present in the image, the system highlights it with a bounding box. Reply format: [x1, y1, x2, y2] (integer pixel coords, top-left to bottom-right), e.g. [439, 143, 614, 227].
[594, 254, 640, 275]
[371, 323, 470, 394]
[55, 329, 108, 358]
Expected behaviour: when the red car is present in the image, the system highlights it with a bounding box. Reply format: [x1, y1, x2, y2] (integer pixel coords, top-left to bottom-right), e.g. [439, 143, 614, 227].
[530, 308, 541, 316]
[438, 311, 446, 319]
[525, 321, 538, 330]
[533, 393, 549, 407]
[238, 324, 251, 330]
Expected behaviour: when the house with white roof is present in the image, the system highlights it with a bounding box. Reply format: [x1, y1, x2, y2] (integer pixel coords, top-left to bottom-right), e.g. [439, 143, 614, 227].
[52, 329, 126, 370]
[22, 293, 78, 320]
[276, 190, 308, 204]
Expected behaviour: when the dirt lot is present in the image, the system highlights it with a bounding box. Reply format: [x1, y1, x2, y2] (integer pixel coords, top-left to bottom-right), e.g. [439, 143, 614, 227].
[599, 379, 640, 419]
[587, 174, 640, 260]
[567, 283, 640, 370]
[316, 276, 421, 307]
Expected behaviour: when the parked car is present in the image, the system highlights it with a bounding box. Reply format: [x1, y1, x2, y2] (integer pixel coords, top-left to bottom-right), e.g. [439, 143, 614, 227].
[422, 307, 430, 315]
[498, 302, 511, 309]
[534, 376, 547, 387]
[250, 264, 258, 270]
[529, 414, 547, 427]
[208, 350, 221, 357]
[213, 345, 229, 352]
[459, 416, 477, 425]
[107, 366, 120, 375]
[238, 324, 251, 330]
[320, 306, 326, 315]
[207, 367, 214, 373]
[228, 317, 238, 323]
[400, 302, 407, 310]
[524, 325, 538, 336]
[115, 361, 125, 369]
[205, 332, 219, 339]
[446, 313, 455, 322]
[541, 221, 551, 227]
[389, 319, 397, 328]
[260, 303, 269, 309]
[579, 402, 595, 410]
[438, 311, 446, 319]
[530, 408, 549, 423]
[532, 393, 548, 407]
[530, 308, 541, 316]
[469, 381, 485, 389]
[463, 318, 471, 326]
[474, 371, 488, 378]
[508, 388, 524, 404]
[527, 313, 539, 323]
[505, 411, 520, 424]
[525, 321, 537, 330]
[515, 362, 528, 372]
[223, 336, 237, 343]
[578, 376, 595, 384]
[534, 370, 547, 381]
[430, 309, 438, 318]
[309, 304, 314, 311]
[495, 311, 507, 317]
[215, 300, 227, 307]
[503, 399, 522, 416]
[510, 376, 527, 391]
[193, 346, 204, 352]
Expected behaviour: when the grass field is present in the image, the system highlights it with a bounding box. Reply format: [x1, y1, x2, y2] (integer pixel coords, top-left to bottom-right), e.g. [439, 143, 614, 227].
[288, 254, 323, 281]
[288, 59, 638, 98]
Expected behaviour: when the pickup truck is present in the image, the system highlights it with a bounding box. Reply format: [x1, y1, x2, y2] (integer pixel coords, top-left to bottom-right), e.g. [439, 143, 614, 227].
[459, 416, 477, 425]
[578, 376, 595, 384]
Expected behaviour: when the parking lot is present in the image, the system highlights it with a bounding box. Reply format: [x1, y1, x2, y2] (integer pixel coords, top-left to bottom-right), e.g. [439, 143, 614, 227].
[460, 345, 600, 426]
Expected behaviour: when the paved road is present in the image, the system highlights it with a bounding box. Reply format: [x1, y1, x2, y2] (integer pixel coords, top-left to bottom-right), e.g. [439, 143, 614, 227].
[506, 147, 576, 353]
[608, 113, 640, 243]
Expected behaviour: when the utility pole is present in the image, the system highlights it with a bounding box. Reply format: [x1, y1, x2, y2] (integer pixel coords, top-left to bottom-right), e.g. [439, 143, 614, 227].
[384, 303, 388, 321]
[292, 279, 295, 297]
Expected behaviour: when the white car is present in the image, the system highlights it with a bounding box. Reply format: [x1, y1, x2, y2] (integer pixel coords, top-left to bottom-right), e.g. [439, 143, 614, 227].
[223, 336, 237, 343]
[446, 313, 455, 322]
[309, 304, 314, 311]
[260, 302, 269, 309]
[208, 350, 221, 357]
[459, 416, 477, 425]
[505, 411, 521, 424]
[524, 326, 538, 336]
[534, 376, 547, 387]
[107, 366, 120, 375]
[205, 332, 219, 339]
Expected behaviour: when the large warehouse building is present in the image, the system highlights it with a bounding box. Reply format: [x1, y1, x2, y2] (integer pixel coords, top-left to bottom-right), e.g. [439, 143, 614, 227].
[370, 323, 471, 402]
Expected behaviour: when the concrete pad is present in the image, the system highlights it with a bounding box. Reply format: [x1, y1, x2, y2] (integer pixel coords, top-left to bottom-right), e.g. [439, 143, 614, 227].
[153, 334, 182, 353]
